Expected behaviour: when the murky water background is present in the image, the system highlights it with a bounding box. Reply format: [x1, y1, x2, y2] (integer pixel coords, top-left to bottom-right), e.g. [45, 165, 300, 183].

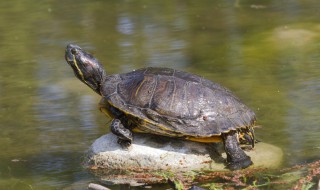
[0, 0, 320, 189]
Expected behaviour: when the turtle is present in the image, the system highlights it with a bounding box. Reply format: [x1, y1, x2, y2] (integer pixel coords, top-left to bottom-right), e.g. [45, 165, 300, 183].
[65, 44, 256, 170]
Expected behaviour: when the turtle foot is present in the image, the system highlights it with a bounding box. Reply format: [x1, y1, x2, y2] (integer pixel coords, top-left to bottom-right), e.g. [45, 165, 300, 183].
[117, 139, 132, 150]
[227, 156, 253, 170]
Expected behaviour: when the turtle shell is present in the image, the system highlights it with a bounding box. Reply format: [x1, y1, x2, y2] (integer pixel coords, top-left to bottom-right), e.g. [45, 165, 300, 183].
[100, 67, 256, 138]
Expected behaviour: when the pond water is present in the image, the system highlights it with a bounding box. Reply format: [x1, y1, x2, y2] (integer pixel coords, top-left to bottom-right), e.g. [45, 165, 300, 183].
[0, 0, 320, 189]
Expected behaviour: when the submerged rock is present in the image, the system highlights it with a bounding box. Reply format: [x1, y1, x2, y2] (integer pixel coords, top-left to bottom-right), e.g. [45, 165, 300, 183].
[86, 133, 283, 173]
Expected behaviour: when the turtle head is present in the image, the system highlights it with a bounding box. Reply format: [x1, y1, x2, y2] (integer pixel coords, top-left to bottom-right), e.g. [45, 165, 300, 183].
[65, 44, 106, 95]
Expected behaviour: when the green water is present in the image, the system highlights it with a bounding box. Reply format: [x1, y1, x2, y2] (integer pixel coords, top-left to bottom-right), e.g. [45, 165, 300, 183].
[0, 0, 320, 189]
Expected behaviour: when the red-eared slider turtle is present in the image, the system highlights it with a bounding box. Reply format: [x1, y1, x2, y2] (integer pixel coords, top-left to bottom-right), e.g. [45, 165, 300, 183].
[65, 44, 256, 170]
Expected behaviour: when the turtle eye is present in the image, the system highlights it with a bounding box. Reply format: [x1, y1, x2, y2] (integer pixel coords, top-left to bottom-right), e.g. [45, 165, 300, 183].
[71, 48, 78, 55]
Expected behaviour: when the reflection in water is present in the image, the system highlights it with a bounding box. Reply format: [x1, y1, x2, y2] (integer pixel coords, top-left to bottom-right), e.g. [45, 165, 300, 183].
[36, 85, 67, 123]
[285, 61, 320, 164]
[117, 14, 137, 71]
[78, 95, 99, 131]
[116, 9, 189, 72]
[142, 18, 189, 68]
[35, 83, 100, 150]
[223, 3, 244, 70]
[117, 14, 135, 35]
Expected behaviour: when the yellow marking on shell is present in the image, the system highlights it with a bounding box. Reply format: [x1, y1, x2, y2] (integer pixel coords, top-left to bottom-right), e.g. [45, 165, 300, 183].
[138, 119, 176, 136]
[135, 78, 146, 96]
[132, 128, 146, 133]
[99, 107, 113, 119]
[186, 136, 222, 143]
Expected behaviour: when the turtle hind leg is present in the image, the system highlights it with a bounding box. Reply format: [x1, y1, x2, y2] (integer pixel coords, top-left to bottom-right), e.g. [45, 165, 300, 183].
[222, 130, 253, 170]
[110, 119, 133, 149]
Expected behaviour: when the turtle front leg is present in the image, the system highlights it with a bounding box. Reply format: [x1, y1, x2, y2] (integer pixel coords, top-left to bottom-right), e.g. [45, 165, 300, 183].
[222, 130, 253, 170]
[110, 119, 133, 149]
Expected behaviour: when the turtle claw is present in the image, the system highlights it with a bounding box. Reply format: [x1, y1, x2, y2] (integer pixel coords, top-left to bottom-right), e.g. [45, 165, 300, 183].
[117, 139, 132, 150]
[110, 118, 133, 150]
[227, 156, 253, 170]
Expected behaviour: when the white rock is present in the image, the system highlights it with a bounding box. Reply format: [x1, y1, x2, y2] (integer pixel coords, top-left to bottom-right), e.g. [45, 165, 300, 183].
[87, 133, 283, 172]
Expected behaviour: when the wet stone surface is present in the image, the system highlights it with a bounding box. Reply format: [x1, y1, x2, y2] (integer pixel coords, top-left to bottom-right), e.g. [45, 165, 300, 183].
[86, 133, 283, 180]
